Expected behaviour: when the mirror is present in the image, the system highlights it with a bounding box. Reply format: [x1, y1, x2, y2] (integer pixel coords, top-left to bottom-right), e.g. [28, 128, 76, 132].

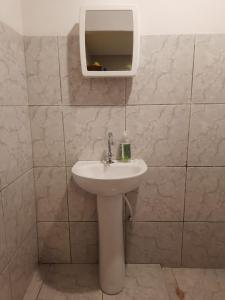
[85, 10, 133, 72]
[80, 6, 139, 77]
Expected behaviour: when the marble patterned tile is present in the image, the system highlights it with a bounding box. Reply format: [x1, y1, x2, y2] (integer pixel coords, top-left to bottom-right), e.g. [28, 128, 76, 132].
[0, 192, 8, 273]
[163, 268, 225, 300]
[127, 35, 194, 104]
[0, 21, 28, 105]
[63, 106, 125, 165]
[23, 265, 50, 300]
[70, 222, 98, 263]
[2, 170, 36, 259]
[0, 266, 11, 300]
[24, 37, 61, 105]
[127, 167, 186, 221]
[185, 167, 225, 221]
[30, 106, 65, 166]
[9, 226, 38, 300]
[58, 35, 125, 105]
[34, 167, 68, 222]
[188, 104, 225, 166]
[182, 222, 225, 268]
[126, 105, 190, 166]
[37, 264, 101, 300]
[0, 106, 33, 189]
[67, 167, 97, 221]
[192, 35, 225, 103]
[126, 222, 182, 266]
[38, 222, 70, 263]
[104, 264, 169, 300]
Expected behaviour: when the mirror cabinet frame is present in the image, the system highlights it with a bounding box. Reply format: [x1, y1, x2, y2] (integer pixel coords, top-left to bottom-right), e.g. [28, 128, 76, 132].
[79, 5, 140, 77]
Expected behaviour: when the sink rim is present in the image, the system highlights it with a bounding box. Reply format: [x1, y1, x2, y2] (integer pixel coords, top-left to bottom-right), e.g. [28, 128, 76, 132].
[72, 159, 148, 181]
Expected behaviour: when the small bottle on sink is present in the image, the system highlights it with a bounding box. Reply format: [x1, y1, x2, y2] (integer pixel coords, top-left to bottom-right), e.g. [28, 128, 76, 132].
[120, 131, 131, 162]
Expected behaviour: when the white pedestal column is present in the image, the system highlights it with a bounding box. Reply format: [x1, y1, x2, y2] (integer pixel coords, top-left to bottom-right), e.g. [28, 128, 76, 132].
[97, 194, 125, 295]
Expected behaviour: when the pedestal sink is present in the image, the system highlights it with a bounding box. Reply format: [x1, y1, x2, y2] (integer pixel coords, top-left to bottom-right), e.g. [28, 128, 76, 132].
[72, 159, 147, 294]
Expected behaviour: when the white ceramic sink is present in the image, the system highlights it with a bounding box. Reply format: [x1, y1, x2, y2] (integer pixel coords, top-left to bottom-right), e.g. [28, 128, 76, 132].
[72, 159, 147, 295]
[72, 159, 147, 196]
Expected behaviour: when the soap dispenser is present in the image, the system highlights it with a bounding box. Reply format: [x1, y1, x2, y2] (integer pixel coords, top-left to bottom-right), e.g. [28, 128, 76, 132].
[120, 131, 131, 162]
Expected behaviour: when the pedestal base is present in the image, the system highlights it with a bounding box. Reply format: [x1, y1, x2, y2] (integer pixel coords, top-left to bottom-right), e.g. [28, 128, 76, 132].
[97, 194, 125, 294]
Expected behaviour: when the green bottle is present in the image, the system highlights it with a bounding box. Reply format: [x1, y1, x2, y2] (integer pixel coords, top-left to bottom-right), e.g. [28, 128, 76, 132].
[120, 131, 131, 162]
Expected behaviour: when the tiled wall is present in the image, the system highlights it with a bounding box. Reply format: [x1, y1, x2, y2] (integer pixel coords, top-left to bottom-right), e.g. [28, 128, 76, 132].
[25, 32, 225, 268]
[0, 22, 37, 300]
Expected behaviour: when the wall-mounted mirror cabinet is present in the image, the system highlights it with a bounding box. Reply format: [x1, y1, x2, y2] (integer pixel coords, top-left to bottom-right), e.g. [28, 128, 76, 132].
[79, 6, 140, 77]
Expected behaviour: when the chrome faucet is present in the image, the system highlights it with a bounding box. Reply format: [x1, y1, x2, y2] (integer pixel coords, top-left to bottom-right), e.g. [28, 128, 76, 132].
[107, 132, 114, 164]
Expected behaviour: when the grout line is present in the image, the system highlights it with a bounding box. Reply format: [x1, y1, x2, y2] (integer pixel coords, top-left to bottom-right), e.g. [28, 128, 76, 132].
[15, 101, 225, 107]
[0, 167, 33, 192]
[58, 32, 73, 262]
[181, 165, 188, 265]
[23, 35, 40, 267]
[1, 224, 36, 276]
[68, 221, 73, 263]
[33, 165, 68, 168]
[60, 109, 68, 192]
[64, 170, 72, 263]
[190, 36, 196, 102]
[40, 262, 98, 265]
[181, 103, 192, 264]
[125, 102, 192, 106]
[185, 36, 195, 168]
[17, 102, 225, 108]
[32, 164, 225, 168]
[125, 104, 127, 131]
[0, 192, 9, 276]
[28, 106, 35, 176]
[57, 36, 63, 105]
[125, 78, 127, 131]
[33, 276, 44, 300]
[0, 104, 32, 107]
[38, 262, 98, 266]
[124, 78, 127, 106]
[8, 266, 14, 300]
[35, 281, 43, 300]
[39, 263, 100, 265]
[181, 36, 196, 266]
[34, 264, 52, 300]
[37, 220, 98, 223]
[182, 165, 225, 168]
[125, 220, 225, 223]
[32, 168, 40, 261]
[33, 166, 67, 169]
[36, 220, 225, 224]
[28, 104, 126, 107]
[184, 102, 225, 105]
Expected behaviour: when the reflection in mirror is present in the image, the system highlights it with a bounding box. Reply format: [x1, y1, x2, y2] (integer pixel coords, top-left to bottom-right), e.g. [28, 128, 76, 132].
[85, 10, 133, 72]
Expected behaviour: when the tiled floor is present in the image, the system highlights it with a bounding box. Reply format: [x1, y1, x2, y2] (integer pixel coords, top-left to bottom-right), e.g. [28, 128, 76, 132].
[23, 264, 225, 300]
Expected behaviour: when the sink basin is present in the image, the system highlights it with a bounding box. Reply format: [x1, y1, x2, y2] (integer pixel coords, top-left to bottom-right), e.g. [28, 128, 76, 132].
[72, 158, 147, 295]
[72, 159, 147, 196]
